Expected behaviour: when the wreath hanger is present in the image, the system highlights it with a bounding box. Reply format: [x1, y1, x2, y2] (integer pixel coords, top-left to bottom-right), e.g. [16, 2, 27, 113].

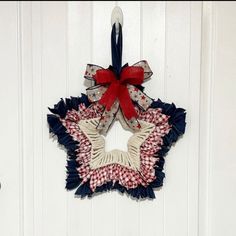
[111, 6, 123, 35]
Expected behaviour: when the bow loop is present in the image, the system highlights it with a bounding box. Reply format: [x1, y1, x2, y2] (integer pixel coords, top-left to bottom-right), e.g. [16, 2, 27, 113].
[84, 64, 104, 81]
[132, 60, 153, 80]
[94, 69, 116, 84]
[120, 66, 144, 85]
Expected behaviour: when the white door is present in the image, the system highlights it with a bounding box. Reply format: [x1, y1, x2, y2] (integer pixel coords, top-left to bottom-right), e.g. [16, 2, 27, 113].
[0, 2, 235, 236]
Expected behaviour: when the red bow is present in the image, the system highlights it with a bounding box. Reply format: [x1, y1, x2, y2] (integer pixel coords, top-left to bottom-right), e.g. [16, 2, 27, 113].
[94, 66, 144, 120]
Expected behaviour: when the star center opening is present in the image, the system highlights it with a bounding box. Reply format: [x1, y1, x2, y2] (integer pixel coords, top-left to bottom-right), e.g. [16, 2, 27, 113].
[103, 121, 133, 152]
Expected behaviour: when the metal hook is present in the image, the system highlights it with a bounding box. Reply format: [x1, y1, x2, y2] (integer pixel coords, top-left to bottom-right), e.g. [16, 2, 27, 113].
[111, 6, 123, 34]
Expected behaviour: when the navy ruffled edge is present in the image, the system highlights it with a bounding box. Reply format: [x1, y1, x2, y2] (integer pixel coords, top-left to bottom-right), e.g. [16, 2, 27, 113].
[47, 95, 186, 200]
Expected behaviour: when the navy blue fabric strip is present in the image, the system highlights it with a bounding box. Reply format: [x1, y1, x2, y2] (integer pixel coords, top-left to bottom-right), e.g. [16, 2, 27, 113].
[111, 23, 122, 76]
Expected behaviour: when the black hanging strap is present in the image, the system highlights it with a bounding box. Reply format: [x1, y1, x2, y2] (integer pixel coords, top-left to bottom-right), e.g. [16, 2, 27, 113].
[111, 23, 123, 76]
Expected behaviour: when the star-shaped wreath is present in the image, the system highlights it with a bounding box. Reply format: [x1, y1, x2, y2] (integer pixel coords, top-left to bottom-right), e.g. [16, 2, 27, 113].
[47, 21, 186, 199]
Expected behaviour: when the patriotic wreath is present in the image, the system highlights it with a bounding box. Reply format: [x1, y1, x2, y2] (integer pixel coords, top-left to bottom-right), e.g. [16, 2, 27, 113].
[47, 24, 186, 199]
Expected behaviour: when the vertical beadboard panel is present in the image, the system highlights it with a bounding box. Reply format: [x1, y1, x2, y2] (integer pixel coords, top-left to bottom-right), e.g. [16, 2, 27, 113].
[31, 3, 44, 236]
[140, 2, 166, 236]
[210, 3, 236, 234]
[41, 2, 68, 236]
[187, 3, 202, 236]
[164, 2, 190, 236]
[67, 2, 93, 236]
[20, 2, 34, 236]
[141, 2, 166, 100]
[200, 2, 236, 236]
[199, 2, 216, 236]
[67, 2, 91, 96]
[91, 2, 117, 236]
[0, 2, 21, 236]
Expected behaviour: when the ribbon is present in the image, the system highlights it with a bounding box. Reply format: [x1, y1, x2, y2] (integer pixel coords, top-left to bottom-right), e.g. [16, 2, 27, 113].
[94, 66, 144, 119]
[85, 60, 153, 134]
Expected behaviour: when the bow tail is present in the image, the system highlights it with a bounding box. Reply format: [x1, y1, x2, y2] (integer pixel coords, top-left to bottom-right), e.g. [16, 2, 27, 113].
[96, 100, 120, 135]
[118, 84, 153, 131]
[86, 85, 107, 102]
[118, 85, 138, 120]
[99, 82, 119, 111]
[127, 85, 153, 110]
[124, 116, 142, 131]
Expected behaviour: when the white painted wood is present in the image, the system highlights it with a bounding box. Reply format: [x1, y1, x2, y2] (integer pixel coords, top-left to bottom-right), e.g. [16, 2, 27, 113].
[1, 2, 236, 236]
[31, 2, 44, 236]
[164, 3, 191, 236]
[200, 2, 236, 236]
[199, 3, 215, 236]
[186, 3, 202, 236]
[0, 2, 21, 236]
[67, 3, 93, 236]
[40, 2, 68, 236]
[20, 2, 34, 236]
[210, 4, 236, 234]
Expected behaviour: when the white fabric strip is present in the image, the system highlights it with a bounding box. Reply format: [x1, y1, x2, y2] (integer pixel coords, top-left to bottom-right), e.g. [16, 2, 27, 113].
[78, 118, 155, 171]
